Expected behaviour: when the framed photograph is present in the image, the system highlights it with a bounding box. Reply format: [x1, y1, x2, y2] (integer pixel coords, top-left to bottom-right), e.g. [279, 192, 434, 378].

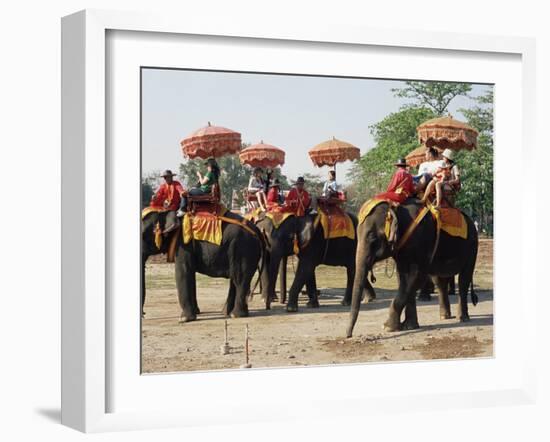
[61, 9, 537, 432]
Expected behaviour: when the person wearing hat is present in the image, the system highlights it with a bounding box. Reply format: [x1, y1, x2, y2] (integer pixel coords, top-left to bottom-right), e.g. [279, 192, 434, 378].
[177, 158, 221, 214]
[285, 176, 311, 216]
[374, 158, 415, 204]
[266, 178, 284, 210]
[421, 148, 461, 208]
[247, 167, 268, 211]
[150, 170, 186, 233]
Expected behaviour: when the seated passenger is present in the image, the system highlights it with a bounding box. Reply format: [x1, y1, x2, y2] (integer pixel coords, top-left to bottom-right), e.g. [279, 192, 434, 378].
[266, 178, 284, 210]
[374, 158, 415, 204]
[150, 169, 185, 234]
[322, 170, 340, 197]
[421, 149, 461, 208]
[285, 176, 311, 216]
[177, 157, 220, 215]
[413, 147, 444, 191]
[247, 167, 268, 211]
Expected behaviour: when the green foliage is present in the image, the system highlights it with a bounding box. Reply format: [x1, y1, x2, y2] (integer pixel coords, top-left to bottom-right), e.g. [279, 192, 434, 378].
[141, 170, 160, 209]
[301, 172, 324, 197]
[392, 81, 472, 115]
[455, 90, 494, 235]
[347, 106, 437, 208]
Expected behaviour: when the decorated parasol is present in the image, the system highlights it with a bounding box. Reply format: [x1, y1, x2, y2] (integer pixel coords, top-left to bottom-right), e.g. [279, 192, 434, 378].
[417, 115, 478, 151]
[405, 145, 443, 168]
[308, 137, 360, 169]
[239, 141, 286, 169]
[180, 122, 242, 159]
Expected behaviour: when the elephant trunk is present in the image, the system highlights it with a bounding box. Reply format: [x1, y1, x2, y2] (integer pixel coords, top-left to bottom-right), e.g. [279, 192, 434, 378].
[346, 242, 370, 338]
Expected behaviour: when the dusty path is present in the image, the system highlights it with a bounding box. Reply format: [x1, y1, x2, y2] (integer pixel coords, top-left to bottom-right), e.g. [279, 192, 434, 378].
[141, 240, 493, 373]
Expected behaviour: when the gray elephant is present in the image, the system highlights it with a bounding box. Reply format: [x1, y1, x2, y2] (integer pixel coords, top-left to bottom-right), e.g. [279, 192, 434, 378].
[255, 213, 317, 308]
[347, 199, 478, 337]
[142, 210, 265, 322]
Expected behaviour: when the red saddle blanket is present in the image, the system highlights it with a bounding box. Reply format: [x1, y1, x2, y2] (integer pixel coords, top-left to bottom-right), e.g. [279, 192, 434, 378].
[183, 205, 228, 246]
[316, 205, 355, 240]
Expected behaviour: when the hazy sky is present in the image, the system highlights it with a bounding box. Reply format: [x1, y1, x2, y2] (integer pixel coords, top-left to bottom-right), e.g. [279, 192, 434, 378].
[142, 68, 491, 186]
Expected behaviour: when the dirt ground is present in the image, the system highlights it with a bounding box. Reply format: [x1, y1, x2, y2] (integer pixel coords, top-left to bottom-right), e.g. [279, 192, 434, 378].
[141, 239, 493, 373]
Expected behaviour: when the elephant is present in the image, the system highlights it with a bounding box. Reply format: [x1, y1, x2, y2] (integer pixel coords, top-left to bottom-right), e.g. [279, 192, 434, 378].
[346, 199, 478, 337]
[142, 210, 265, 322]
[255, 214, 318, 309]
[256, 210, 373, 313]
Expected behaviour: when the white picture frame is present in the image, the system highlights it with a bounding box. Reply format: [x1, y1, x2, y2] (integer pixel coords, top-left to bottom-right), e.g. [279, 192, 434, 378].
[61, 9, 537, 433]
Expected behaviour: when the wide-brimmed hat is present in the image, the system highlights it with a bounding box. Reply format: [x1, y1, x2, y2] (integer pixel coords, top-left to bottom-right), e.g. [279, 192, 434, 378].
[442, 149, 456, 161]
[394, 158, 408, 167]
[293, 176, 305, 185]
[269, 178, 281, 188]
[160, 169, 176, 177]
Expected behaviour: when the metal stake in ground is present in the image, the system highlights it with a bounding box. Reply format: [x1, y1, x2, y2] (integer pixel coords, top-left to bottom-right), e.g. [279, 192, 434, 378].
[240, 324, 252, 369]
[220, 320, 230, 355]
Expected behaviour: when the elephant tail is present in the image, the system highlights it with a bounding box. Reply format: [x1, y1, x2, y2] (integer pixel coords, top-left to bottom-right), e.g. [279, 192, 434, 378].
[470, 280, 478, 306]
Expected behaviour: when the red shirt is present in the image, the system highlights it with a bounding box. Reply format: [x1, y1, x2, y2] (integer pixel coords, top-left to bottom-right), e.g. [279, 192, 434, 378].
[375, 168, 414, 204]
[150, 181, 185, 211]
[285, 188, 311, 216]
[267, 187, 279, 204]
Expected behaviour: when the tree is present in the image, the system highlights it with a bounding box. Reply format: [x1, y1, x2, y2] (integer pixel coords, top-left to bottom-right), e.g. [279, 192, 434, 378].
[141, 170, 161, 209]
[347, 106, 437, 208]
[392, 81, 472, 116]
[456, 90, 494, 235]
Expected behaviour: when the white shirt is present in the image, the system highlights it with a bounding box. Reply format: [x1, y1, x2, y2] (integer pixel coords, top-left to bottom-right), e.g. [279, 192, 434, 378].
[248, 176, 264, 192]
[322, 179, 339, 196]
[418, 159, 445, 176]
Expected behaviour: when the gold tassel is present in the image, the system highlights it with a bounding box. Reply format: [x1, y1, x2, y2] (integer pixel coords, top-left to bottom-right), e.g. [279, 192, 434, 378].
[154, 222, 163, 250]
[293, 234, 300, 255]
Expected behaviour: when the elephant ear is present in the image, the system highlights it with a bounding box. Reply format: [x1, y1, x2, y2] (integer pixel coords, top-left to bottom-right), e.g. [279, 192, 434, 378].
[296, 215, 315, 250]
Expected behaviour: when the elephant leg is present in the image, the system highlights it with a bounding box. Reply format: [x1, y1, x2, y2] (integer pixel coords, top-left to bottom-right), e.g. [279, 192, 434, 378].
[306, 274, 319, 308]
[279, 256, 287, 304]
[402, 278, 422, 330]
[417, 275, 434, 302]
[449, 277, 456, 296]
[175, 251, 197, 323]
[435, 276, 453, 320]
[260, 253, 272, 309]
[362, 270, 376, 302]
[287, 260, 314, 313]
[457, 254, 476, 321]
[223, 281, 237, 317]
[384, 264, 421, 332]
[231, 279, 251, 318]
[341, 264, 355, 306]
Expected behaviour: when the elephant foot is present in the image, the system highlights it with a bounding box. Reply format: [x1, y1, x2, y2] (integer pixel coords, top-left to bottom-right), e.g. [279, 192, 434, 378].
[459, 314, 470, 322]
[401, 319, 420, 331]
[306, 299, 320, 308]
[230, 309, 249, 319]
[179, 313, 197, 323]
[383, 318, 401, 332]
[417, 293, 432, 302]
[340, 298, 351, 307]
[194, 306, 201, 315]
[286, 304, 298, 313]
[440, 313, 455, 320]
[365, 294, 376, 303]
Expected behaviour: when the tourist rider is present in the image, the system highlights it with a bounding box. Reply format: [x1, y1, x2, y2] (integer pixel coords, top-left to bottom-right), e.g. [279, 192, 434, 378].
[177, 157, 220, 215]
[150, 170, 185, 233]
